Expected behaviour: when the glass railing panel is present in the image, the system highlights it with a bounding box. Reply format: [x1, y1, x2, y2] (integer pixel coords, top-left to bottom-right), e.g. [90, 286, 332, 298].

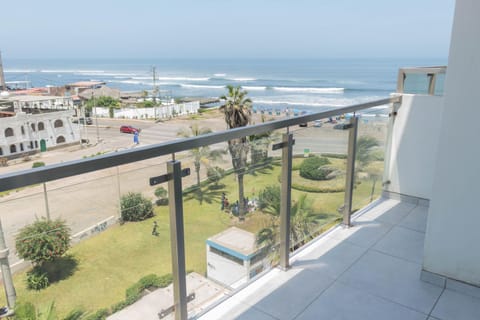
[0, 157, 174, 318]
[352, 109, 389, 213]
[288, 119, 348, 252]
[181, 132, 283, 318]
[434, 72, 446, 96]
[403, 73, 430, 94]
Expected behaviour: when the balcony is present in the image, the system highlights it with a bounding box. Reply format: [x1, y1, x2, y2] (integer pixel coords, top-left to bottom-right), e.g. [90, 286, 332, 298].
[0, 67, 478, 320]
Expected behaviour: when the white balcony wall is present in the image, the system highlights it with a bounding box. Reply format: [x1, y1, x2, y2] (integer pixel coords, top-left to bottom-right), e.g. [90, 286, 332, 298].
[423, 0, 480, 286]
[385, 94, 444, 200]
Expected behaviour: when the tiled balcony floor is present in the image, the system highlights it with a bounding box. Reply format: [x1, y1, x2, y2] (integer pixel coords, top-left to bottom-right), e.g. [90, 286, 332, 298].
[199, 198, 480, 320]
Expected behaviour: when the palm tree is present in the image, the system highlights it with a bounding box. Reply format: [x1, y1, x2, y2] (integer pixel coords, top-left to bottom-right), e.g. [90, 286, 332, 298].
[220, 85, 252, 220]
[177, 124, 224, 203]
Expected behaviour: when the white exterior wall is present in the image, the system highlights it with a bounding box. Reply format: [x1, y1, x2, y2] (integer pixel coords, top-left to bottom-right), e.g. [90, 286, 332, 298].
[206, 245, 247, 286]
[423, 0, 480, 286]
[92, 101, 200, 119]
[384, 94, 444, 199]
[0, 110, 78, 156]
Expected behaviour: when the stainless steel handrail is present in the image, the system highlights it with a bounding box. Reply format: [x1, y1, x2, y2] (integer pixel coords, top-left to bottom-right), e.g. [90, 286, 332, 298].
[0, 96, 400, 192]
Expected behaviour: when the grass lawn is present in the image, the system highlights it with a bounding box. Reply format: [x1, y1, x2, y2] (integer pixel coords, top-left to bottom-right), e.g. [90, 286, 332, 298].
[1, 156, 383, 317]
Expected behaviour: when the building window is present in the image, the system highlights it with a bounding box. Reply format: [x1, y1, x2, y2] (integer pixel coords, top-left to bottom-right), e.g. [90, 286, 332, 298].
[21, 126, 25, 135]
[56, 136, 66, 143]
[10, 145, 16, 153]
[0, 147, 3, 156]
[38, 122, 45, 131]
[35, 141, 38, 148]
[30, 141, 34, 149]
[54, 120, 63, 128]
[31, 123, 36, 132]
[5, 128, 14, 137]
[20, 143, 24, 151]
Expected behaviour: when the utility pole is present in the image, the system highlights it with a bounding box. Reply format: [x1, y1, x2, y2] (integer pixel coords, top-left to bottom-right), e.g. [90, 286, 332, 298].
[0, 51, 6, 91]
[152, 66, 158, 120]
[92, 91, 100, 144]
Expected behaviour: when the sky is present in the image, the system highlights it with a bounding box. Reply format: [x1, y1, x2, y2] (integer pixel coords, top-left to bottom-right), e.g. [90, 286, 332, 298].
[0, 0, 455, 60]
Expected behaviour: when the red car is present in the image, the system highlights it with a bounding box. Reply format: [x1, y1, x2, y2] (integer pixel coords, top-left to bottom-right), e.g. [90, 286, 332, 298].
[120, 125, 140, 134]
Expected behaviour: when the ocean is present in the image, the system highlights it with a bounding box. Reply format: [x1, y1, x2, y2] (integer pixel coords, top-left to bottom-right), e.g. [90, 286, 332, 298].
[3, 57, 446, 114]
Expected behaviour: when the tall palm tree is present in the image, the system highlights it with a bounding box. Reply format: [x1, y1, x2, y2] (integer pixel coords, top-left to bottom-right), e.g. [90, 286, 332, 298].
[177, 124, 224, 203]
[220, 85, 252, 220]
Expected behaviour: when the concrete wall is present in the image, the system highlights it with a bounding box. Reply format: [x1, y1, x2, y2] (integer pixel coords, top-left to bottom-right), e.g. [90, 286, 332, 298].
[384, 94, 444, 200]
[423, 0, 480, 286]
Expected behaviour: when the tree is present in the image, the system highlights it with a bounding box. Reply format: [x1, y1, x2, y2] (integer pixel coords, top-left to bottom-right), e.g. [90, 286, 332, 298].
[256, 186, 319, 251]
[220, 85, 252, 220]
[177, 124, 225, 203]
[15, 218, 71, 266]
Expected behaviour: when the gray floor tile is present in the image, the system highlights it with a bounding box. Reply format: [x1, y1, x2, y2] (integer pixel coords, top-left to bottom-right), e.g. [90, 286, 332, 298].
[201, 300, 278, 320]
[373, 226, 425, 263]
[400, 206, 428, 233]
[292, 237, 367, 279]
[431, 289, 480, 320]
[296, 282, 428, 320]
[338, 250, 442, 314]
[246, 269, 335, 320]
[373, 201, 416, 225]
[328, 220, 392, 248]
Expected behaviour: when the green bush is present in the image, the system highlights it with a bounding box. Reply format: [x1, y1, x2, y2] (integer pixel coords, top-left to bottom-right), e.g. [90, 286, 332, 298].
[154, 187, 169, 206]
[120, 192, 154, 222]
[16, 218, 71, 265]
[110, 301, 129, 314]
[26, 267, 49, 290]
[299, 156, 332, 180]
[291, 182, 345, 193]
[32, 161, 45, 168]
[85, 309, 109, 320]
[321, 153, 347, 159]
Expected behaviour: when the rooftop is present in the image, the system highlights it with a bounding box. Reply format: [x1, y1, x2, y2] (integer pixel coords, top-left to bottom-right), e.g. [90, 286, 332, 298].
[207, 227, 257, 257]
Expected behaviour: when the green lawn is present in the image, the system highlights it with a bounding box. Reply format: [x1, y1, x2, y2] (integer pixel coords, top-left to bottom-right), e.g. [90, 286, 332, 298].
[1, 156, 383, 317]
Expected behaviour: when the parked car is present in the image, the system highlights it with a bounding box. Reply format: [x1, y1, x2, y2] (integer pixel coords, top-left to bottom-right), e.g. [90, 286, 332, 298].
[313, 120, 323, 127]
[299, 122, 308, 127]
[333, 123, 350, 130]
[72, 117, 93, 125]
[120, 125, 141, 134]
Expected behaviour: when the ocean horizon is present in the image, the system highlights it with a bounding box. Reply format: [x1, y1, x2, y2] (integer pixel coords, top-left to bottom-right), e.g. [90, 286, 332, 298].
[3, 57, 447, 114]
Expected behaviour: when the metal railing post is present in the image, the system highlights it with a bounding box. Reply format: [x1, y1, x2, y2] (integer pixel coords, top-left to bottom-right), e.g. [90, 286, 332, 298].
[343, 116, 359, 227]
[167, 160, 188, 320]
[279, 133, 293, 269]
[0, 219, 16, 311]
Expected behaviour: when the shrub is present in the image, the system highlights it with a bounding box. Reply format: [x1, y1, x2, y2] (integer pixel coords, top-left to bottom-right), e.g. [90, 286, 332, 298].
[154, 187, 168, 206]
[26, 267, 49, 290]
[299, 156, 332, 180]
[291, 182, 345, 193]
[32, 161, 45, 168]
[321, 153, 347, 159]
[207, 166, 225, 185]
[120, 192, 154, 222]
[15, 218, 71, 265]
[85, 309, 109, 320]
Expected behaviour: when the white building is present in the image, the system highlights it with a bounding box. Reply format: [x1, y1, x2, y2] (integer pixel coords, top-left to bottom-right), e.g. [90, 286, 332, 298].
[0, 95, 79, 158]
[206, 227, 267, 287]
